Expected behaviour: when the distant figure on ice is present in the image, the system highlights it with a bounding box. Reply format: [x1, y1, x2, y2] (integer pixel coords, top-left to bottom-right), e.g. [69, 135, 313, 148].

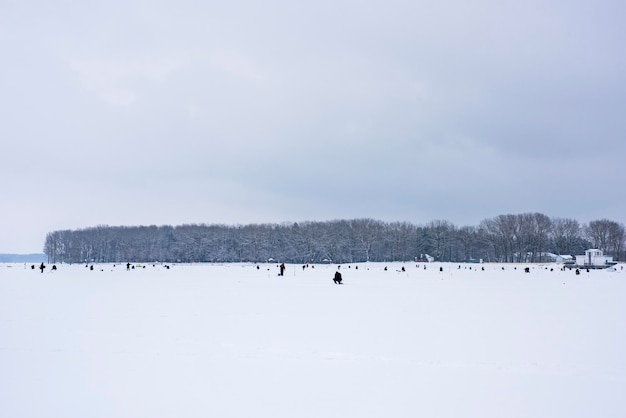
[39, 263, 45, 273]
[333, 270, 343, 284]
[126, 262, 131, 271]
[279, 263, 286, 276]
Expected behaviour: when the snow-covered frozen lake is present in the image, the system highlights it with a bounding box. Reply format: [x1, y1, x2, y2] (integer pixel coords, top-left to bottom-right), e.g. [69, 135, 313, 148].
[1, 262, 625, 418]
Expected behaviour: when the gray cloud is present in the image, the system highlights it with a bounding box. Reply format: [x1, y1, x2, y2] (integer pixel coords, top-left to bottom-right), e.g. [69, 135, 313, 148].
[1, 0, 624, 252]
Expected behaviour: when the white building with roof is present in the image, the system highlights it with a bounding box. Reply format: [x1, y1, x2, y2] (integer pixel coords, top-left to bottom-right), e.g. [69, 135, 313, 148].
[575, 249, 615, 268]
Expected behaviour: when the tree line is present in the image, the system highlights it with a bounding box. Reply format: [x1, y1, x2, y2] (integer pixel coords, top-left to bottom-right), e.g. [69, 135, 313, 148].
[43, 214, 625, 264]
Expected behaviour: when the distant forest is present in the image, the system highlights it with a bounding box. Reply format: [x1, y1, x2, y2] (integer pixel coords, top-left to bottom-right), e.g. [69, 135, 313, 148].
[43, 215, 625, 264]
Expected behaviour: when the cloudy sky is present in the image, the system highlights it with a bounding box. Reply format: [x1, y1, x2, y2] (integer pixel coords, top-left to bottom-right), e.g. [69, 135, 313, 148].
[1, 0, 625, 253]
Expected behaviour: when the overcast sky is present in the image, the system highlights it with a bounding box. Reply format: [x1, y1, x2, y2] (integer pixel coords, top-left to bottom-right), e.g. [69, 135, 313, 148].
[1, 0, 625, 253]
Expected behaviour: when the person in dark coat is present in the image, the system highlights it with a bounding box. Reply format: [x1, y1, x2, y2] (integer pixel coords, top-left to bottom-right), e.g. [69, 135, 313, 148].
[279, 263, 286, 276]
[333, 270, 342, 284]
[39, 263, 45, 273]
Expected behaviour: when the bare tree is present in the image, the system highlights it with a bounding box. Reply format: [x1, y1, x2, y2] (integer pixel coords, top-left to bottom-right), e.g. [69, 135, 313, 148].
[584, 219, 614, 253]
[551, 218, 581, 256]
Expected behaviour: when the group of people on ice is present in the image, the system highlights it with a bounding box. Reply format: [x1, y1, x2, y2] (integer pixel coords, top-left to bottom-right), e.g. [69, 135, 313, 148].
[276, 262, 343, 284]
[32, 262, 56, 273]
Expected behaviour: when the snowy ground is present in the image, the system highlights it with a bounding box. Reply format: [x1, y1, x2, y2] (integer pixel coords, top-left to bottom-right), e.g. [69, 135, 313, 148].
[1, 261, 625, 418]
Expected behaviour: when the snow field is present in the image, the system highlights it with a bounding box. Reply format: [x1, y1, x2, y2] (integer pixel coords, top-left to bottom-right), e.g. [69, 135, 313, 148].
[1, 262, 625, 418]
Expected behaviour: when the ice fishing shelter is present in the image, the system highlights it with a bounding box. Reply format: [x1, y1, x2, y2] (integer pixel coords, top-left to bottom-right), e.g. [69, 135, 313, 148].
[575, 249, 614, 268]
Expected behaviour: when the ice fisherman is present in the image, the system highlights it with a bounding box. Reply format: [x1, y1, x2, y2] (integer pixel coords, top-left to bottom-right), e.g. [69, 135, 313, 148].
[333, 270, 343, 284]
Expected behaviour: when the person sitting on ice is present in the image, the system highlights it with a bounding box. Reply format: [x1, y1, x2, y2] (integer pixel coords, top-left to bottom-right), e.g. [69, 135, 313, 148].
[333, 270, 343, 284]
